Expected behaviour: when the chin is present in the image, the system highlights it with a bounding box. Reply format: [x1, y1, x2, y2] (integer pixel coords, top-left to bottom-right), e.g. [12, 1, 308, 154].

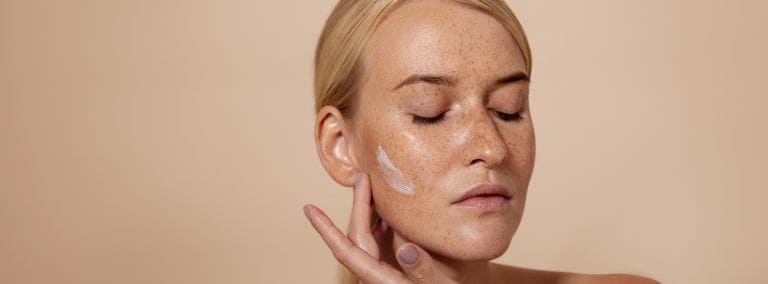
[455, 241, 512, 261]
[432, 235, 513, 261]
[425, 222, 519, 262]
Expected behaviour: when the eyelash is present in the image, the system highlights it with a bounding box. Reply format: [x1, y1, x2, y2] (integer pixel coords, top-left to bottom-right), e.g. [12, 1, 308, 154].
[412, 111, 522, 125]
[497, 111, 522, 122]
[412, 113, 445, 124]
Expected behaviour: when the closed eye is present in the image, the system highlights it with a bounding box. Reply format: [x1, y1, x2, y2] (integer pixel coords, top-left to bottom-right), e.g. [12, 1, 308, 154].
[412, 113, 445, 124]
[496, 111, 522, 122]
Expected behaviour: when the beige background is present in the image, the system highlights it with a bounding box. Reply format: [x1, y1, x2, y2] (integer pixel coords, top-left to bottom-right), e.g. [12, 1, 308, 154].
[1, 0, 767, 283]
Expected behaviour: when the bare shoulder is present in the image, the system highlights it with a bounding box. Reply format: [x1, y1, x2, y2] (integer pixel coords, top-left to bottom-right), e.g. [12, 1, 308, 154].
[492, 264, 659, 284]
[559, 272, 660, 284]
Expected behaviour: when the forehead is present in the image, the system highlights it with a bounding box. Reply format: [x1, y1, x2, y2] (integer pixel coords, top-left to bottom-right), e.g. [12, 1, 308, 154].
[361, 0, 526, 86]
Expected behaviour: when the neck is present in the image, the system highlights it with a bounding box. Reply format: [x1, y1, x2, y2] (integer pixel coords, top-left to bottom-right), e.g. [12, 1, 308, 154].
[430, 253, 494, 283]
[381, 230, 496, 283]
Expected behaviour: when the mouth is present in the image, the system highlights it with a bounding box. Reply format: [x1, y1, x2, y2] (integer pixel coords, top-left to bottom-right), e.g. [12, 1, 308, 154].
[452, 183, 511, 211]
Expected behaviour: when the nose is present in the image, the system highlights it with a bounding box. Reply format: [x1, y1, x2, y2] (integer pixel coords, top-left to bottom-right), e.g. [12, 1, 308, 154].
[459, 110, 509, 169]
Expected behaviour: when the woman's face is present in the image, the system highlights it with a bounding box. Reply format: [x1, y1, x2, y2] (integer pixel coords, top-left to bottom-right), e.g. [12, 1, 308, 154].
[351, 0, 534, 261]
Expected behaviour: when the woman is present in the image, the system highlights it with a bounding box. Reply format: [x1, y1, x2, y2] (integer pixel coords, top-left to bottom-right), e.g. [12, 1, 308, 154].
[304, 0, 658, 283]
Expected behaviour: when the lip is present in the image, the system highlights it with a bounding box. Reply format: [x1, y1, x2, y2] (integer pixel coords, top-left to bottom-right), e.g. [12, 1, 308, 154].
[452, 183, 511, 210]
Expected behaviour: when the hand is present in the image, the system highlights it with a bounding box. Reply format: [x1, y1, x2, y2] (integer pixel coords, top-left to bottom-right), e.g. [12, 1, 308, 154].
[304, 173, 449, 283]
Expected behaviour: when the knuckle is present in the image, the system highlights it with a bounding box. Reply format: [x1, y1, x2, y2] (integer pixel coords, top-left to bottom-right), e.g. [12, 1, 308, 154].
[408, 266, 435, 283]
[397, 273, 415, 284]
[333, 249, 352, 266]
[349, 234, 364, 245]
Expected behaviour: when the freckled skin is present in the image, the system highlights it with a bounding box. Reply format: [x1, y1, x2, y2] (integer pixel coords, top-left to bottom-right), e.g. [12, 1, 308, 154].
[349, 0, 535, 261]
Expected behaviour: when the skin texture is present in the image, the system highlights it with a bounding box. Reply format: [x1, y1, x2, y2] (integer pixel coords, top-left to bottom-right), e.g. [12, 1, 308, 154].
[376, 146, 416, 195]
[307, 0, 659, 283]
[353, 0, 534, 262]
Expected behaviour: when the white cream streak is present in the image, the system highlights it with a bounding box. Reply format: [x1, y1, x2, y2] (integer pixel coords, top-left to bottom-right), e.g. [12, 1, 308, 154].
[376, 146, 415, 195]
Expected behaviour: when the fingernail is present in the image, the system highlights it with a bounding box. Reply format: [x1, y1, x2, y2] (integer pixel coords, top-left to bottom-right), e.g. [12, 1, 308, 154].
[354, 173, 362, 189]
[398, 245, 419, 266]
[303, 206, 310, 220]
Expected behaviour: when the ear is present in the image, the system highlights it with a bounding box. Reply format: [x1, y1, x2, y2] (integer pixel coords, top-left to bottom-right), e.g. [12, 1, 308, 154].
[314, 105, 360, 188]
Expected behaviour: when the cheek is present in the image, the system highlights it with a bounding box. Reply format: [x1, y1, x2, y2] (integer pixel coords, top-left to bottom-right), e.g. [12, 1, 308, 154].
[506, 123, 536, 175]
[369, 175, 436, 236]
[369, 143, 441, 213]
[375, 146, 415, 195]
[368, 142, 446, 237]
[372, 131, 446, 197]
[392, 132, 449, 192]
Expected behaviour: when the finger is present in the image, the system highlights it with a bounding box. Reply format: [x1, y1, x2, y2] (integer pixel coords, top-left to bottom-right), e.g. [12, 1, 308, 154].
[304, 204, 409, 284]
[396, 243, 447, 284]
[348, 173, 380, 257]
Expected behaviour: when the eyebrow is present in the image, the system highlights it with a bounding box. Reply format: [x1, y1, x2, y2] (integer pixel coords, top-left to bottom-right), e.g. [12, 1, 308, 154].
[392, 74, 456, 90]
[494, 72, 530, 86]
[391, 71, 529, 91]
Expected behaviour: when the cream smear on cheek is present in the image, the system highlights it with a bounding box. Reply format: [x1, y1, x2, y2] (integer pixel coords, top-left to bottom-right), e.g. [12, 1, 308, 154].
[376, 145, 415, 195]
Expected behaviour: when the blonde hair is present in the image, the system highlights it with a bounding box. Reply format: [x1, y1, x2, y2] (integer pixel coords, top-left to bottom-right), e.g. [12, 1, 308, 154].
[314, 1, 532, 282]
[314, 0, 532, 117]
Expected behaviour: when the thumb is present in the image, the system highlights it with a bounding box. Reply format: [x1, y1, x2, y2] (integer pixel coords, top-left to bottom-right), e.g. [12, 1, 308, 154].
[396, 244, 439, 283]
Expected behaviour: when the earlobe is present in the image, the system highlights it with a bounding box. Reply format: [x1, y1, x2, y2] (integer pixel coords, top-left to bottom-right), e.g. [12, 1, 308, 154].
[315, 106, 359, 188]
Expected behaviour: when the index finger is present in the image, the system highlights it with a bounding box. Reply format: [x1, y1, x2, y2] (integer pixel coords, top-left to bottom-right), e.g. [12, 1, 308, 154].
[304, 204, 410, 284]
[348, 173, 380, 257]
